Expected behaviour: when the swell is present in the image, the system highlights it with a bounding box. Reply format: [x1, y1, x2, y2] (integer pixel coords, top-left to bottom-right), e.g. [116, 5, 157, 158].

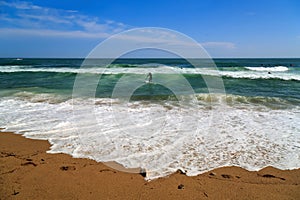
[1, 67, 300, 81]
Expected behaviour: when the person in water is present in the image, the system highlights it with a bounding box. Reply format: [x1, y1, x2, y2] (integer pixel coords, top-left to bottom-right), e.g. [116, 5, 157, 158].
[146, 72, 152, 82]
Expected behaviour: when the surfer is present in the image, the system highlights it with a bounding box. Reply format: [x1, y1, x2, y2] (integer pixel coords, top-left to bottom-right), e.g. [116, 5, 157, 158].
[146, 72, 152, 83]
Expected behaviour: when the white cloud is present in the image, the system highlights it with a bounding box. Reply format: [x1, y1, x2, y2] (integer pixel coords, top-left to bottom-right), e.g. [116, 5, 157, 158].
[17, 13, 72, 24]
[0, 1, 41, 10]
[0, 1, 236, 56]
[201, 42, 236, 49]
[0, 28, 111, 38]
[96, 29, 236, 54]
[0, 0, 129, 38]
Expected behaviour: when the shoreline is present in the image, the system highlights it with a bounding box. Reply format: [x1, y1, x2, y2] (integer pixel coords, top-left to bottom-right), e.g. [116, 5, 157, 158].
[1, 131, 299, 199]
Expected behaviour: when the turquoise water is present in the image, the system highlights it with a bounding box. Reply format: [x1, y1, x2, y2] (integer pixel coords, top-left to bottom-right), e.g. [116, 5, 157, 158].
[1, 58, 300, 102]
[0, 58, 299, 179]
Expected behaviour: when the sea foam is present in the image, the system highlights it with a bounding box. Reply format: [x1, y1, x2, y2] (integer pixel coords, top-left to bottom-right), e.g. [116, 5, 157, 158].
[1, 65, 299, 81]
[245, 66, 289, 72]
[0, 93, 299, 180]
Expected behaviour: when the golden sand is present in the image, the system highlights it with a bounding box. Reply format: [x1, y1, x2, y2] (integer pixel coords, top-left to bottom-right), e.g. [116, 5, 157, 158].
[1, 132, 299, 200]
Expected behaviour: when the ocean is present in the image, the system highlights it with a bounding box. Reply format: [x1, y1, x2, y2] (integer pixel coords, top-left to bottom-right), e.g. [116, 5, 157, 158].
[0, 58, 299, 179]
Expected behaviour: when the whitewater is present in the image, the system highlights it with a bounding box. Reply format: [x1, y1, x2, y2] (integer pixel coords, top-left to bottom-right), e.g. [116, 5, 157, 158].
[1, 58, 299, 180]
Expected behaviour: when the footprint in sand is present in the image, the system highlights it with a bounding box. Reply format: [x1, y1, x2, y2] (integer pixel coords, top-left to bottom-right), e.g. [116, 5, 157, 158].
[60, 166, 76, 171]
[221, 174, 233, 179]
[260, 174, 285, 180]
[21, 162, 37, 167]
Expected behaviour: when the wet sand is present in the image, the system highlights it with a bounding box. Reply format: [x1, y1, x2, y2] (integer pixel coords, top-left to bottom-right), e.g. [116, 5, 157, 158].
[1, 131, 299, 200]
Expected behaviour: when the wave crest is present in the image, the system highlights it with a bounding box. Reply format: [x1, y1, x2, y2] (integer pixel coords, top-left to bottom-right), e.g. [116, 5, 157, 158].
[245, 66, 289, 72]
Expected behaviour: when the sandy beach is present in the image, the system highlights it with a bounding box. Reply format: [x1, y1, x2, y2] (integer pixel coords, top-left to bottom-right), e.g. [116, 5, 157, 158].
[0, 131, 299, 200]
[1, 0, 300, 199]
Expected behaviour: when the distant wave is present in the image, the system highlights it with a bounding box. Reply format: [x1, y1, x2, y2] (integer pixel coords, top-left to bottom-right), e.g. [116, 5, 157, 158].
[1, 65, 299, 81]
[245, 66, 289, 72]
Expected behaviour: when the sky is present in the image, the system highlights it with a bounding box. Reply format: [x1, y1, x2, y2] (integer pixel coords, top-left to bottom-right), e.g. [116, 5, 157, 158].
[0, 0, 299, 58]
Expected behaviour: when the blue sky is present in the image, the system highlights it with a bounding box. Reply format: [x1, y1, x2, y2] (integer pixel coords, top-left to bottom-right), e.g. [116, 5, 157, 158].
[0, 0, 299, 58]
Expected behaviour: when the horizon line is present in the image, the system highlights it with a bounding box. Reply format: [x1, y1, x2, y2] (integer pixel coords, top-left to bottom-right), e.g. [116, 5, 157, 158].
[1, 57, 300, 59]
